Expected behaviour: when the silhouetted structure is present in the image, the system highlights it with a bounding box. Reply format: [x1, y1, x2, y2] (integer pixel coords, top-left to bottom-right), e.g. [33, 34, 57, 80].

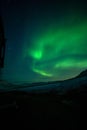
[0, 16, 6, 79]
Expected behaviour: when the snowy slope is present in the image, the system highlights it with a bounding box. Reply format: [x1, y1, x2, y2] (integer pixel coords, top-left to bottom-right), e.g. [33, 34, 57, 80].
[0, 70, 87, 93]
[18, 76, 87, 93]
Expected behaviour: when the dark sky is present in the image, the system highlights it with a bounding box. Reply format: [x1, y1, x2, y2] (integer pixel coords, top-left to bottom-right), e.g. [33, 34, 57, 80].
[1, 0, 87, 83]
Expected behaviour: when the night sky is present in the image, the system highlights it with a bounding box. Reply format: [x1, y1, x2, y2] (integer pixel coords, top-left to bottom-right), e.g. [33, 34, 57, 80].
[1, 0, 87, 83]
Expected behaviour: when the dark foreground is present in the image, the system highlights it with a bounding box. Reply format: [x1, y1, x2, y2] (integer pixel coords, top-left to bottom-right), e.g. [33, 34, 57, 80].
[0, 84, 87, 130]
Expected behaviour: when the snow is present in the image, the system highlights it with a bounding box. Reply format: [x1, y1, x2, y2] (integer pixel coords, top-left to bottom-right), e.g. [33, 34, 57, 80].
[0, 76, 87, 93]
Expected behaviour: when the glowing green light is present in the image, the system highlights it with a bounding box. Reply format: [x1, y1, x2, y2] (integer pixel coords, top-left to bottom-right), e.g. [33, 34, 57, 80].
[30, 50, 42, 60]
[33, 68, 53, 77]
[55, 59, 87, 68]
[24, 14, 87, 79]
[29, 21, 87, 62]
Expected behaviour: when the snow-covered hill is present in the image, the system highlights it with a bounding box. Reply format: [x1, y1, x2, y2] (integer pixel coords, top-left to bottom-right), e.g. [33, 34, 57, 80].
[0, 70, 87, 93]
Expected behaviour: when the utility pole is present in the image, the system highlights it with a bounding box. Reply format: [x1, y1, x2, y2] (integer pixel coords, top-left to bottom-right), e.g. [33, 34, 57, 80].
[0, 16, 6, 80]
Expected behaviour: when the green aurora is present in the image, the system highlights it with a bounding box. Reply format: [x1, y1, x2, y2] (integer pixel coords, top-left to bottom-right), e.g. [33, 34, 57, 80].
[24, 14, 87, 80]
